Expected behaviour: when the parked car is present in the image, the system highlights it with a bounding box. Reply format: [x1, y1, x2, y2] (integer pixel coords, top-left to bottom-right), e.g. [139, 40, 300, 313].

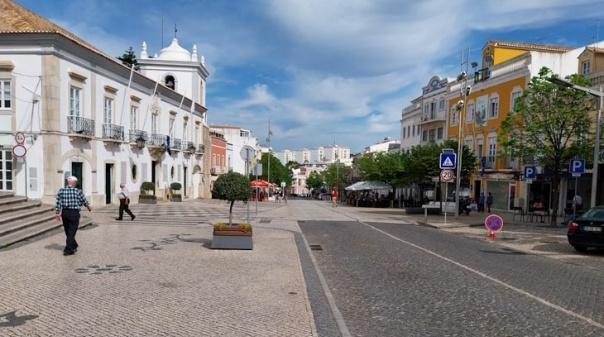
[567, 206, 604, 252]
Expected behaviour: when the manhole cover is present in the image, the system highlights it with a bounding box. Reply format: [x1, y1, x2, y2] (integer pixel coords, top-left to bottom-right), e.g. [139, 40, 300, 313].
[309, 244, 323, 251]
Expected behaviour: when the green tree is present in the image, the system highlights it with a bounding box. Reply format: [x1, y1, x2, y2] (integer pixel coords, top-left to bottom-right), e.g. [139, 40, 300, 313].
[258, 152, 292, 192]
[117, 47, 140, 71]
[498, 67, 594, 226]
[403, 141, 476, 185]
[355, 152, 406, 195]
[305, 171, 324, 192]
[212, 172, 251, 225]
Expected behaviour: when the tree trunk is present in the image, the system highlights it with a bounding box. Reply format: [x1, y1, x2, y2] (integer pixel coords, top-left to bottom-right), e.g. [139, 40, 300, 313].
[549, 176, 561, 227]
[229, 200, 234, 225]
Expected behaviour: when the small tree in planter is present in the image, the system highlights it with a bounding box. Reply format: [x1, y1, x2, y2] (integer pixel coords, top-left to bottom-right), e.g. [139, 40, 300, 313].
[210, 172, 253, 249]
[139, 181, 157, 204]
[170, 182, 182, 202]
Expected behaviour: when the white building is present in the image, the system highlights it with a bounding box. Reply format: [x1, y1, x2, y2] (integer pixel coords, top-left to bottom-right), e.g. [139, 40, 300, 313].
[0, 0, 211, 204]
[209, 125, 259, 175]
[274, 144, 352, 166]
[364, 137, 401, 154]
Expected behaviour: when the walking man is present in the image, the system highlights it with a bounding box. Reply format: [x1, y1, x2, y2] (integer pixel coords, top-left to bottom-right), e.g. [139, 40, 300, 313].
[117, 182, 136, 221]
[55, 176, 91, 256]
[486, 192, 494, 213]
[478, 192, 486, 213]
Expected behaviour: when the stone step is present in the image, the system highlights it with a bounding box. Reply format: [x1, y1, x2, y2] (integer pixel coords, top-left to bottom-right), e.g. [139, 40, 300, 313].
[0, 200, 44, 215]
[0, 195, 29, 207]
[0, 212, 57, 237]
[0, 191, 14, 199]
[0, 216, 93, 249]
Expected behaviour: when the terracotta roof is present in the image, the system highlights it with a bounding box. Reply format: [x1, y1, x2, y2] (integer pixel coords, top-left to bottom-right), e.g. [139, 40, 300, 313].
[0, 0, 114, 60]
[485, 39, 575, 53]
[586, 46, 604, 54]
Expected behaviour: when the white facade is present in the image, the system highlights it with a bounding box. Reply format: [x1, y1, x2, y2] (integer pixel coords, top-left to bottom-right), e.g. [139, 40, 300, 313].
[274, 145, 352, 167]
[364, 137, 401, 154]
[0, 3, 211, 204]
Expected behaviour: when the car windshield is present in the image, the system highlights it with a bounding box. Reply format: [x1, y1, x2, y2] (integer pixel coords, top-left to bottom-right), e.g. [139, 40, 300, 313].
[579, 208, 604, 219]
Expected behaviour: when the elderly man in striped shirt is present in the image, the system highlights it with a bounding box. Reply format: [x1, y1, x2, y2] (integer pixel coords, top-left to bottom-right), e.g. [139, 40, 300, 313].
[55, 176, 91, 256]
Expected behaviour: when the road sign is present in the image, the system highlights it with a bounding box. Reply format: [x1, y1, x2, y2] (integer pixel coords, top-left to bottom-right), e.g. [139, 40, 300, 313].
[569, 159, 585, 175]
[280, 181, 286, 188]
[14, 131, 25, 144]
[12, 144, 27, 158]
[240, 145, 255, 161]
[439, 153, 456, 169]
[524, 166, 536, 179]
[485, 214, 504, 232]
[440, 169, 455, 182]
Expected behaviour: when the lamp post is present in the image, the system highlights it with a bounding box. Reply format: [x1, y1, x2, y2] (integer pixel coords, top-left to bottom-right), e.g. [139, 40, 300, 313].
[548, 77, 603, 208]
[455, 48, 471, 218]
[266, 120, 273, 196]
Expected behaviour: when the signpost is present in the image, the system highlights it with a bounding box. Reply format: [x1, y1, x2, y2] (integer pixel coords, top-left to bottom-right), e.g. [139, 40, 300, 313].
[440, 169, 455, 224]
[569, 159, 585, 220]
[485, 214, 504, 239]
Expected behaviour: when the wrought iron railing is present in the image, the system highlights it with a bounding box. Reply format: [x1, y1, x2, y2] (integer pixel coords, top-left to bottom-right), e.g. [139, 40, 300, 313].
[183, 141, 196, 152]
[474, 68, 491, 82]
[171, 138, 182, 151]
[67, 116, 95, 137]
[102, 124, 124, 141]
[196, 143, 205, 154]
[149, 133, 168, 147]
[129, 129, 148, 143]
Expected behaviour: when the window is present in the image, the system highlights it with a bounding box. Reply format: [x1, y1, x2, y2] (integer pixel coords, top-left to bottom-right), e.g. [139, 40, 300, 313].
[428, 129, 436, 143]
[437, 127, 443, 139]
[451, 107, 458, 125]
[439, 99, 445, 110]
[195, 125, 200, 143]
[169, 118, 175, 137]
[0, 80, 11, 109]
[476, 137, 483, 159]
[151, 114, 158, 134]
[424, 103, 429, 114]
[104, 97, 113, 124]
[69, 86, 81, 116]
[467, 103, 475, 122]
[412, 125, 415, 136]
[130, 105, 138, 129]
[489, 97, 499, 118]
[422, 130, 428, 141]
[183, 122, 187, 141]
[407, 126, 411, 137]
[487, 136, 497, 167]
[582, 61, 590, 75]
[511, 91, 521, 110]
[165, 75, 175, 90]
[402, 128, 406, 138]
[465, 138, 473, 151]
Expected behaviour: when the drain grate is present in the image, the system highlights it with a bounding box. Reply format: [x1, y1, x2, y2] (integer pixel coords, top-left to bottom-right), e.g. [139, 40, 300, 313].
[309, 244, 323, 251]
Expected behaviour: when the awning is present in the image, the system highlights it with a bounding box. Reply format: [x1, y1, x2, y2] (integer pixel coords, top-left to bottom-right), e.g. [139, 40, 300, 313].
[345, 181, 391, 191]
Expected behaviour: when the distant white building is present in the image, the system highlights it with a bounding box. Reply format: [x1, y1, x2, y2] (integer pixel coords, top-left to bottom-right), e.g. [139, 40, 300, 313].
[364, 137, 401, 154]
[274, 144, 352, 166]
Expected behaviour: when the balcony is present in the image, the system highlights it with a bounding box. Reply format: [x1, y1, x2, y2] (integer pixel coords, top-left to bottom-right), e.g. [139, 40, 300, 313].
[128, 129, 148, 148]
[183, 141, 196, 153]
[417, 111, 446, 125]
[474, 68, 491, 82]
[195, 143, 205, 155]
[148, 133, 168, 147]
[211, 166, 222, 175]
[101, 123, 124, 143]
[479, 156, 521, 171]
[67, 116, 95, 139]
[170, 138, 182, 152]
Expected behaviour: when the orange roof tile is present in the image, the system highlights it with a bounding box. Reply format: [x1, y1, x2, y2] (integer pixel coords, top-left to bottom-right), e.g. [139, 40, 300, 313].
[485, 39, 575, 53]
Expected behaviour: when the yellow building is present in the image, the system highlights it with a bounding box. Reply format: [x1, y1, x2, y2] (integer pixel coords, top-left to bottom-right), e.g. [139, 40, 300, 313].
[446, 40, 581, 213]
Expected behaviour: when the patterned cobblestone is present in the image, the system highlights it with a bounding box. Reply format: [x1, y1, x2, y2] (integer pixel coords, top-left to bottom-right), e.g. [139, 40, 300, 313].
[0, 200, 316, 337]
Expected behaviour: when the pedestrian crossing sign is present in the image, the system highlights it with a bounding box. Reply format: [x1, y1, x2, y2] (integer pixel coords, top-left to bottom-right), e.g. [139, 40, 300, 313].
[439, 153, 456, 169]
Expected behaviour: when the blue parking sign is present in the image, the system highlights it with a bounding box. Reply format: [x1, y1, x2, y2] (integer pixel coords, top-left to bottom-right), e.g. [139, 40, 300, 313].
[569, 159, 585, 174]
[524, 166, 536, 179]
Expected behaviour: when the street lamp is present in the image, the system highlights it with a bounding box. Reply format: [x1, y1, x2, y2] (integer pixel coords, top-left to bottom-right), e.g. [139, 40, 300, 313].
[455, 49, 471, 218]
[266, 120, 273, 196]
[548, 77, 603, 208]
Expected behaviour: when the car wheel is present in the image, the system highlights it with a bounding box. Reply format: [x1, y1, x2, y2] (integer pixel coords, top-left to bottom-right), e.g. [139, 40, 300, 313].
[573, 245, 588, 253]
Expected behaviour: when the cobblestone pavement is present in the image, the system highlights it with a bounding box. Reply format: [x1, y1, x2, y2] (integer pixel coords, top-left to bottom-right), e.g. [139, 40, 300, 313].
[2, 198, 600, 337]
[0, 199, 316, 337]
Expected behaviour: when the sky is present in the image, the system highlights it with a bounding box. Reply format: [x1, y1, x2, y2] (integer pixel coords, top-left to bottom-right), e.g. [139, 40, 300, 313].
[13, 0, 604, 153]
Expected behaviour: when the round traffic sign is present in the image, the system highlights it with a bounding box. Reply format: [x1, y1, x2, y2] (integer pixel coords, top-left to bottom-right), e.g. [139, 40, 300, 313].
[440, 169, 455, 182]
[14, 131, 25, 144]
[485, 214, 504, 232]
[12, 144, 27, 158]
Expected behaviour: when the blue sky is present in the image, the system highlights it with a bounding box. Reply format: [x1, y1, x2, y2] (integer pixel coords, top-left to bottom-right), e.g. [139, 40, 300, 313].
[13, 0, 604, 153]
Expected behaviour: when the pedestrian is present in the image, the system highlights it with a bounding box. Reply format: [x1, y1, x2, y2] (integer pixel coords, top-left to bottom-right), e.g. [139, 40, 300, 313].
[486, 192, 493, 213]
[55, 176, 91, 256]
[332, 188, 338, 208]
[117, 182, 136, 221]
[478, 192, 486, 213]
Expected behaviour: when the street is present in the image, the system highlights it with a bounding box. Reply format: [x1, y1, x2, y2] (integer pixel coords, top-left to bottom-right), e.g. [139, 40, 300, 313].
[298, 200, 604, 336]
